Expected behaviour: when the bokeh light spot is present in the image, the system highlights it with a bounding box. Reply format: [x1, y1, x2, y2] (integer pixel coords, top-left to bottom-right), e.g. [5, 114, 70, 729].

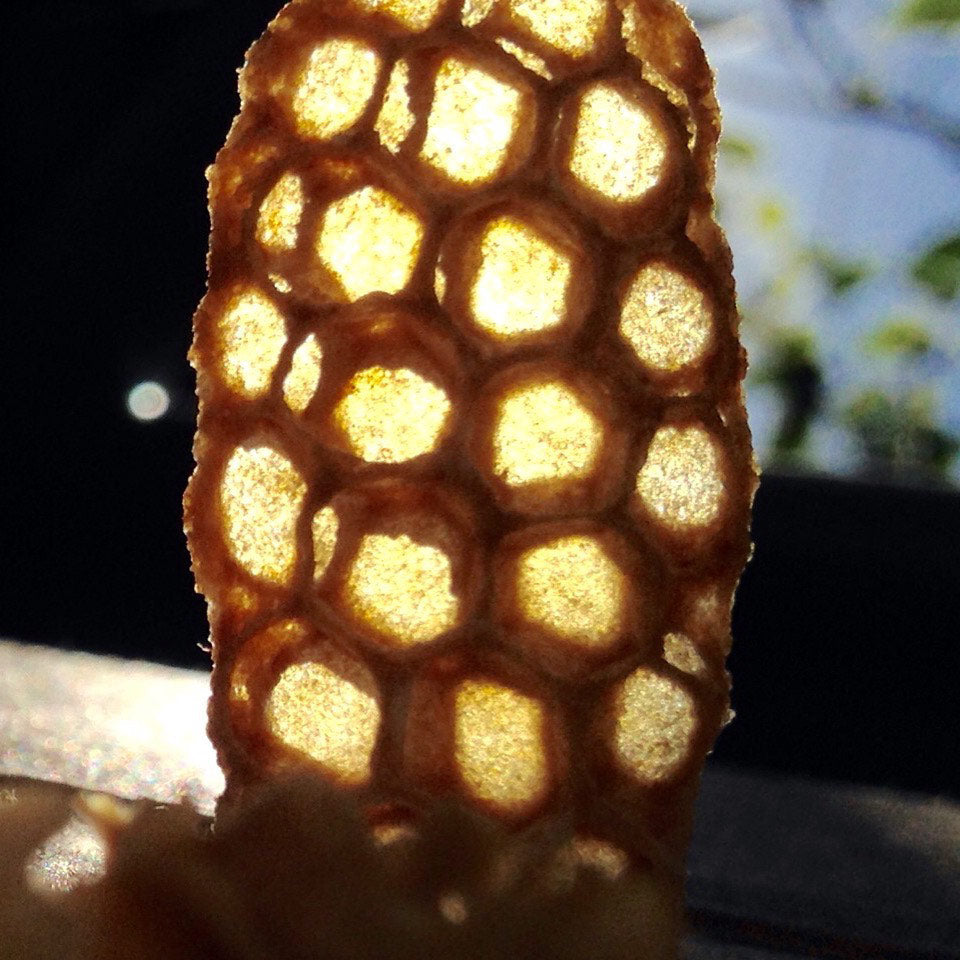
[454, 679, 548, 814]
[127, 381, 170, 421]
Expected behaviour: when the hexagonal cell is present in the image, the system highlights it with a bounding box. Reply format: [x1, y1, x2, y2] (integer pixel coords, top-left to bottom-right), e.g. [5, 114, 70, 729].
[282, 333, 323, 414]
[514, 534, 627, 651]
[419, 55, 534, 188]
[662, 631, 707, 678]
[219, 443, 306, 584]
[493, 37, 552, 80]
[255, 172, 305, 252]
[333, 366, 452, 464]
[613, 667, 696, 784]
[506, 0, 610, 60]
[353, 0, 445, 31]
[374, 59, 415, 153]
[315, 186, 424, 302]
[214, 286, 287, 399]
[472, 216, 571, 339]
[571, 82, 666, 201]
[453, 678, 549, 816]
[619, 261, 714, 374]
[265, 658, 380, 785]
[475, 366, 625, 515]
[291, 37, 381, 141]
[635, 424, 727, 532]
[328, 482, 479, 652]
[554, 78, 685, 237]
[346, 533, 458, 646]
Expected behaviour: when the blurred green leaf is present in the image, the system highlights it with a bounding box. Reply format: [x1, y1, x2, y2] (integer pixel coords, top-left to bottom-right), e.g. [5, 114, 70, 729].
[865, 319, 932, 357]
[719, 135, 758, 163]
[849, 81, 886, 109]
[757, 199, 787, 232]
[808, 247, 870, 295]
[911, 234, 960, 299]
[897, 0, 960, 28]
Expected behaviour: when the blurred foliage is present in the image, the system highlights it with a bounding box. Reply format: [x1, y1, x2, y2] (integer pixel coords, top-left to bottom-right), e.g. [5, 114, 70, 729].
[897, 0, 960, 28]
[911, 234, 960, 300]
[865, 319, 933, 357]
[807, 247, 871, 295]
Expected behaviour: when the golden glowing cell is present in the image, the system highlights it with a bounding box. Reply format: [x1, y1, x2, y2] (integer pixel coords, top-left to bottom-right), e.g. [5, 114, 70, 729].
[334, 366, 451, 463]
[614, 668, 696, 783]
[636, 425, 725, 530]
[216, 287, 287, 398]
[420, 58, 524, 185]
[354, 0, 444, 31]
[282, 334, 323, 413]
[255, 172, 304, 251]
[316, 187, 423, 301]
[517, 535, 625, 648]
[573, 837, 628, 880]
[493, 380, 602, 486]
[219, 445, 306, 583]
[509, 0, 609, 59]
[269, 273, 293, 293]
[291, 38, 381, 140]
[663, 631, 707, 677]
[620, 264, 712, 372]
[311, 506, 339, 580]
[494, 38, 552, 80]
[470, 216, 571, 339]
[454, 680, 548, 813]
[265, 661, 379, 784]
[375, 60, 415, 153]
[345, 533, 458, 645]
[570, 84, 667, 201]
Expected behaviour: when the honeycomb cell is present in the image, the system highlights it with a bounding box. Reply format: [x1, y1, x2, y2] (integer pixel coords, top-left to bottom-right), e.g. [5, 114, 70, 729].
[508, 0, 609, 59]
[620, 262, 713, 373]
[573, 836, 628, 880]
[316, 186, 424, 301]
[265, 658, 380, 785]
[311, 506, 339, 580]
[662, 631, 707, 677]
[333, 366, 452, 463]
[291, 38, 381, 141]
[420, 56, 530, 187]
[569, 82, 667, 202]
[636, 424, 726, 531]
[515, 535, 626, 650]
[219, 444, 306, 584]
[375, 60, 415, 153]
[345, 533, 459, 646]
[470, 216, 572, 341]
[494, 38, 552, 80]
[282, 333, 323, 413]
[255, 172, 304, 251]
[613, 667, 696, 783]
[354, 0, 445, 31]
[491, 379, 603, 491]
[454, 679, 548, 815]
[215, 287, 287, 399]
[462, 0, 495, 26]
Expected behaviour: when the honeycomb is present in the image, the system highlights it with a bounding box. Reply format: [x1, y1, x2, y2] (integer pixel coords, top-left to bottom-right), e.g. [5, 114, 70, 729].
[185, 0, 755, 907]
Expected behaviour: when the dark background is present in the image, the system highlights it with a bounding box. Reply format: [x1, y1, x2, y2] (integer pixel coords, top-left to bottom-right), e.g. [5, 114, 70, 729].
[4, 1, 959, 798]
